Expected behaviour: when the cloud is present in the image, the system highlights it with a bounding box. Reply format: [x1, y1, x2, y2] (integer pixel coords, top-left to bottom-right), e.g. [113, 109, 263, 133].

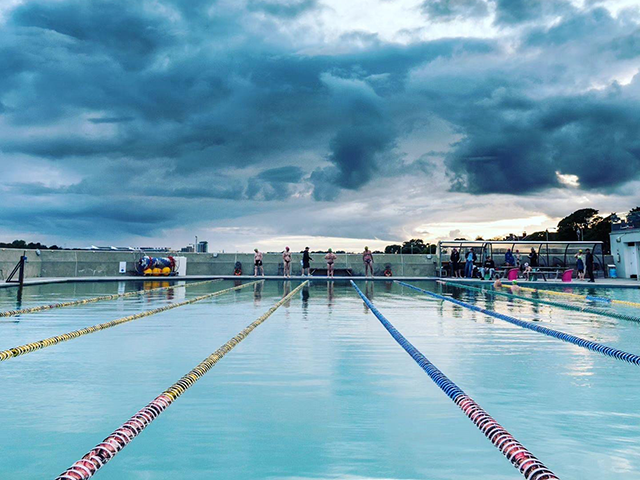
[422, 0, 490, 22]
[0, 0, 640, 247]
[493, 0, 572, 25]
[247, 0, 320, 18]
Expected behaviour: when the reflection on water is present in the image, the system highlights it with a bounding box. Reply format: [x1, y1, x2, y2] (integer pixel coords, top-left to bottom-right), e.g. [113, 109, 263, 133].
[301, 284, 310, 316]
[327, 281, 334, 309]
[253, 282, 262, 305]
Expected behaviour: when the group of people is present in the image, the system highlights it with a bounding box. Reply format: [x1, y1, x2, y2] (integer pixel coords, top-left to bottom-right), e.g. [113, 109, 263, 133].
[449, 246, 595, 282]
[254, 246, 375, 278]
[575, 249, 595, 282]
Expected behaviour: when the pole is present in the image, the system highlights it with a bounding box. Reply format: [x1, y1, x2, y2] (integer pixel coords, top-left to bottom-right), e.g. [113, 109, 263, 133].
[18, 251, 26, 287]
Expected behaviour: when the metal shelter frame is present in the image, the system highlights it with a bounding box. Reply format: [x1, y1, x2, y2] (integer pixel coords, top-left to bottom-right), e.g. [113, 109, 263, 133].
[437, 240, 606, 277]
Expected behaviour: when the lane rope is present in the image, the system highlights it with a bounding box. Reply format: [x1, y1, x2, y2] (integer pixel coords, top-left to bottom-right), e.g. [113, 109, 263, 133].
[351, 281, 559, 480]
[444, 281, 640, 324]
[397, 281, 640, 366]
[54, 281, 308, 480]
[0, 279, 223, 318]
[0, 281, 261, 363]
[504, 284, 640, 309]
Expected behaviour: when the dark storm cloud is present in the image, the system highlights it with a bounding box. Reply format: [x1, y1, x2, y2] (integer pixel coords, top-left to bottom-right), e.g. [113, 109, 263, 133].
[1, 0, 640, 240]
[421, 0, 571, 24]
[440, 82, 640, 193]
[422, 0, 490, 21]
[493, 0, 572, 25]
[247, 0, 319, 18]
[433, 7, 640, 194]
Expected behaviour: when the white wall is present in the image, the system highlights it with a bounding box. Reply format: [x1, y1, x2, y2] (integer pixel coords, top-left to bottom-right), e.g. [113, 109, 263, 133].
[610, 231, 640, 279]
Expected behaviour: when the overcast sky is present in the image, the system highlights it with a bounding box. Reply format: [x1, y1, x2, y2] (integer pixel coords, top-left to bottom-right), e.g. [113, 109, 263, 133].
[1, 0, 639, 251]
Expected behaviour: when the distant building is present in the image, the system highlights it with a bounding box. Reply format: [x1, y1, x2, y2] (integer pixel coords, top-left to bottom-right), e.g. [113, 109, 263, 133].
[181, 245, 195, 253]
[610, 212, 640, 279]
[197, 241, 208, 253]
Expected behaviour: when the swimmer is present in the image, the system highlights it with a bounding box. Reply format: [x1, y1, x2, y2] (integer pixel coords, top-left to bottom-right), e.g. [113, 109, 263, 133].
[282, 246, 292, 278]
[325, 248, 337, 278]
[510, 283, 521, 294]
[363, 246, 374, 278]
[254, 249, 264, 277]
[493, 278, 503, 289]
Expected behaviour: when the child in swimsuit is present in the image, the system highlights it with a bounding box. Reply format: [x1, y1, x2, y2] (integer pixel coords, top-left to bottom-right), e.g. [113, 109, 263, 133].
[325, 248, 337, 278]
[282, 247, 292, 278]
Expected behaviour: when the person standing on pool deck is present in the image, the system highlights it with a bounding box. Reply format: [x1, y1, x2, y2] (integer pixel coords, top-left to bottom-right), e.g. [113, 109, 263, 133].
[325, 248, 337, 278]
[575, 250, 585, 280]
[363, 246, 374, 277]
[282, 246, 292, 278]
[586, 248, 595, 282]
[302, 247, 312, 276]
[465, 248, 475, 278]
[450, 247, 460, 278]
[254, 249, 264, 276]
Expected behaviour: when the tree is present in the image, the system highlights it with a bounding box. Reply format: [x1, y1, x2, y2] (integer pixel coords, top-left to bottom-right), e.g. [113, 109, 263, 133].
[556, 208, 600, 240]
[628, 207, 640, 223]
[556, 208, 612, 253]
[401, 239, 427, 254]
[385, 244, 401, 254]
[0, 239, 59, 250]
[584, 214, 613, 253]
[383, 239, 436, 255]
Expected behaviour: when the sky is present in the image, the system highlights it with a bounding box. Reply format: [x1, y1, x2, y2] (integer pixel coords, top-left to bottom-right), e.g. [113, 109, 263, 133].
[1, 0, 640, 252]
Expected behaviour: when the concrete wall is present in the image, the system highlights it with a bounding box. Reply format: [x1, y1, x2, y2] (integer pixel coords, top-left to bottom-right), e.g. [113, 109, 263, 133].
[0, 249, 437, 279]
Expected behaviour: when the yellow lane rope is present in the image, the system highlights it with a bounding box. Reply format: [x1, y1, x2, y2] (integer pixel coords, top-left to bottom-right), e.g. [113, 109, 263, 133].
[500, 284, 640, 308]
[54, 281, 308, 480]
[0, 281, 261, 362]
[0, 279, 224, 318]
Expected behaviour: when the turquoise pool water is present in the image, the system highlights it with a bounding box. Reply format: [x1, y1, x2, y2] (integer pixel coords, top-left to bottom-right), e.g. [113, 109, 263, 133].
[2, 280, 640, 479]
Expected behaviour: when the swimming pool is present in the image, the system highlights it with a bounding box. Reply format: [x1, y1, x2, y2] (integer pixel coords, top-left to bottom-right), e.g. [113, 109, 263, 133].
[2, 279, 640, 479]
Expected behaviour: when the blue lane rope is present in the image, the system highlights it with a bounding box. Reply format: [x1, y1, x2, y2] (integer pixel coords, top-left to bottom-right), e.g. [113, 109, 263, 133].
[397, 281, 640, 366]
[351, 281, 559, 480]
[443, 281, 640, 324]
[586, 295, 612, 304]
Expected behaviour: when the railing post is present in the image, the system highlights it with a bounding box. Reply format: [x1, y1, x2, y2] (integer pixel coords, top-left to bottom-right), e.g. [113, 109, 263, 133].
[18, 251, 26, 287]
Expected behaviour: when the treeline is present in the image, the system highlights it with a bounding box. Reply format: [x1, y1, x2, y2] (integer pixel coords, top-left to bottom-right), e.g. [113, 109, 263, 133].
[0, 240, 60, 250]
[384, 239, 438, 255]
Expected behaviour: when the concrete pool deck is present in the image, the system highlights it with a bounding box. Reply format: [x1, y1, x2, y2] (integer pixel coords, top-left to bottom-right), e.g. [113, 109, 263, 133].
[2, 275, 639, 289]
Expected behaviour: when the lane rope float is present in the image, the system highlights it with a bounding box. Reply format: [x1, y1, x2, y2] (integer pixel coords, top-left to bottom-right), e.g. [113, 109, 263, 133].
[0, 281, 261, 363]
[54, 281, 308, 480]
[443, 281, 640, 324]
[397, 281, 640, 366]
[351, 281, 558, 480]
[503, 284, 640, 309]
[0, 279, 223, 318]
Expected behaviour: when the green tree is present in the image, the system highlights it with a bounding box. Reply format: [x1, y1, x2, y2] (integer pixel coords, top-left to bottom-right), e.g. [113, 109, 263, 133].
[556, 208, 600, 240]
[402, 239, 427, 254]
[385, 244, 401, 254]
[584, 214, 613, 253]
